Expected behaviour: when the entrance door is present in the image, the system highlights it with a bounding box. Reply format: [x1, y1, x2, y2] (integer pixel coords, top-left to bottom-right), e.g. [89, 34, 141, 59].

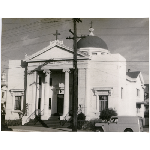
[57, 94, 64, 115]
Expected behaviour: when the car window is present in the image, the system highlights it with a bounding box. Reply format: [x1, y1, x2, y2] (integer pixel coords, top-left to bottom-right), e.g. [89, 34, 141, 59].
[110, 118, 118, 123]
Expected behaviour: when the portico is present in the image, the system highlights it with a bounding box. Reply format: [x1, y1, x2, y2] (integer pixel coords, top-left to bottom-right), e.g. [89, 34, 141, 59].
[25, 67, 72, 120]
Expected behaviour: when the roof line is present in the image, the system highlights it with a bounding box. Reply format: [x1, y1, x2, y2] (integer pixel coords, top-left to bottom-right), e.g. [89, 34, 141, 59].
[24, 40, 87, 61]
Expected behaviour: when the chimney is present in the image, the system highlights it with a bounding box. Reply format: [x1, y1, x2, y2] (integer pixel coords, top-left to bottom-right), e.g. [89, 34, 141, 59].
[128, 69, 130, 72]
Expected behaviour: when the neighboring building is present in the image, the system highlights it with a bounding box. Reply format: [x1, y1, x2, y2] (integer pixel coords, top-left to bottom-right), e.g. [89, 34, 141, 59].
[5, 27, 145, 124]
[126, 71, 145, 117]
[1, 71, 7, 112]
[144, 84, 149, 113]
[144, 84, 149, 102]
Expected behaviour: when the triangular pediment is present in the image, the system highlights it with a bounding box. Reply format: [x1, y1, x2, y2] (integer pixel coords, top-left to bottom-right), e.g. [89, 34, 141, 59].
[24, 40, 87, 62]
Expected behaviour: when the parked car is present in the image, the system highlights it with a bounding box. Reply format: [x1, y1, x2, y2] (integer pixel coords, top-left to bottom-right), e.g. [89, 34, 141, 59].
[95, 116, 143, 132]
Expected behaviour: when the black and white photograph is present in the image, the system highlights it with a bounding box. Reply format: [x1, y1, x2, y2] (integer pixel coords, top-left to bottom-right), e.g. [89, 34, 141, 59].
[1, 18, 149, 132]
[0, 1, 150, 150]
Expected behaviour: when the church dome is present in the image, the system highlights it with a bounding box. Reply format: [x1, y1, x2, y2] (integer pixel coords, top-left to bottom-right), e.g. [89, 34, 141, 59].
[77, 27, 108, 50]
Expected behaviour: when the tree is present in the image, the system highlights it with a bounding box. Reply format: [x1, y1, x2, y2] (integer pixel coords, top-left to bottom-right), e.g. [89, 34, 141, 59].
[100, 108, 117, 121]
[144, 109, 149, 118]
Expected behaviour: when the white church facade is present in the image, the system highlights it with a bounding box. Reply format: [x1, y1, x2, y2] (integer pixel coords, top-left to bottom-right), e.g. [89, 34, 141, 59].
[5, 27, 145, 124]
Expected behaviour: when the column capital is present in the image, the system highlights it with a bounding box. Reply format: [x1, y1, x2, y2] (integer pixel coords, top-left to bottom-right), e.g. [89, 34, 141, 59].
[63, 68, 70, 73]
[43, 69, 51, 75]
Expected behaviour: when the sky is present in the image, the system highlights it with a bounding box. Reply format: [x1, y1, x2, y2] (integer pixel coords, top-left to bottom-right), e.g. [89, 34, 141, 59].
[1, 18, 149, 83]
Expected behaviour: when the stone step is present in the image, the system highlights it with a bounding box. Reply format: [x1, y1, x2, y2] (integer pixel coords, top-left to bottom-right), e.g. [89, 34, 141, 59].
[24, 116, 71, 128]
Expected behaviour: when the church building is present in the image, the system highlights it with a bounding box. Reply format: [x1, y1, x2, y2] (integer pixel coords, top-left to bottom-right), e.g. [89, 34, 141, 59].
[5, 27, 145, 124]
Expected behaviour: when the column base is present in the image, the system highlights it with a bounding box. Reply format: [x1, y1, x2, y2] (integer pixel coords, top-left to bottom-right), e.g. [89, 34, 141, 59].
[41, 115, 49, 120]
[22, 116, 29, 125]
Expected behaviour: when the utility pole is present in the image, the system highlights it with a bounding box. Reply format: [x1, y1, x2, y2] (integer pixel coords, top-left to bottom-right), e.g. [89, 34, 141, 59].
[66, 18, 85, 132]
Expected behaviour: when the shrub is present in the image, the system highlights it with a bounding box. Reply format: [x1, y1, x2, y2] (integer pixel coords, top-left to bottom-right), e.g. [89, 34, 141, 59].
[100, 108, 117, 121]
[77, 112, 86, 129]
[5, 119, 22, 126]
[144, 110, 149, 118]
[77, 112, 86, 121]
[82, 120, 95, 131]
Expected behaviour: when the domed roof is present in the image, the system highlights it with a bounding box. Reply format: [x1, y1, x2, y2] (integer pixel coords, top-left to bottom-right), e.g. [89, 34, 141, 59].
[77, 36, 108, 49]
[77, 27, 108, 50]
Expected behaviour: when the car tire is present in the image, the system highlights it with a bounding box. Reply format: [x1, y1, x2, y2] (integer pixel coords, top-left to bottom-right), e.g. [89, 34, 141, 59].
[124, 129, 133, 132]
[95, 127, 104, 132]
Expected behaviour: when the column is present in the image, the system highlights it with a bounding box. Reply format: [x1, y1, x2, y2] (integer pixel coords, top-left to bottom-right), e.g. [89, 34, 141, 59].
[85, 68, 90, 119]
[11, 92, 15, 111]
[41, 75, 45, 114]
[35, 73, 39, 115]
[26, 70, 34, 116]
[41, 69, 51, 120]
[21, 93, 24, 111]
[96, 94, 99, 112]
[63, 69, 70, 116]
[32, 71, 37, 116]
[78, 68, 86, 114]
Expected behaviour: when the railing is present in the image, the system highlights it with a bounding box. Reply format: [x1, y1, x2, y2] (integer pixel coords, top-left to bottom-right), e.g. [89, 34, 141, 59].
[63, 106, 84, 121]
[61, 106, 87, 127]
[26, 109, 44, 123]
[60, 110, 72, 126]
[63, 109, 73, 121]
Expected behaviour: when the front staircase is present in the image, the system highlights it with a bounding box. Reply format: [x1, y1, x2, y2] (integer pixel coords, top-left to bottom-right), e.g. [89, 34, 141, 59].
[24, 116, 71, 128]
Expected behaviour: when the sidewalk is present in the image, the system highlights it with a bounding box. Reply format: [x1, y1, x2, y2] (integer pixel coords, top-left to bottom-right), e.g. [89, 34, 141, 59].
[7, 126, 149, 132]
[8, 126, 92, 132]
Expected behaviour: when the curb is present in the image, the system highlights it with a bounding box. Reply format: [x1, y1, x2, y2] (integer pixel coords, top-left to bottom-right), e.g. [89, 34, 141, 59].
[12, 129, 39, 132]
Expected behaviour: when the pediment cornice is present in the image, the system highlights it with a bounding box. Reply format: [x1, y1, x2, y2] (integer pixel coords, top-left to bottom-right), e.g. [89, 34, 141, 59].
[24, 40, 88, 62]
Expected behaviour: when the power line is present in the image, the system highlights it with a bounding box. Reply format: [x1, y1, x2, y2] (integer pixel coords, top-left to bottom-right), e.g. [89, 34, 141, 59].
[2, 19, 71, 32]
[77, 33, 148, 36]
[2, 29, 70, 47]
[2, 20, 72, 38]
[2, 20, 41, 32]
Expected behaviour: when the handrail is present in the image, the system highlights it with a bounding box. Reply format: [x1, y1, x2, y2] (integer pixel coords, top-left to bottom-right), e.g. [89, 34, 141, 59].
[39, 109, 44, 116]
[63, 106, 83, 121]
[64, 110, 72, 121]
[26, 109, 44, 123]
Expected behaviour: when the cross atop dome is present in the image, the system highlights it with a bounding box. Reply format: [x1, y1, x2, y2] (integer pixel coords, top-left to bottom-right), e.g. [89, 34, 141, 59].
[89, 21, 94, 36]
